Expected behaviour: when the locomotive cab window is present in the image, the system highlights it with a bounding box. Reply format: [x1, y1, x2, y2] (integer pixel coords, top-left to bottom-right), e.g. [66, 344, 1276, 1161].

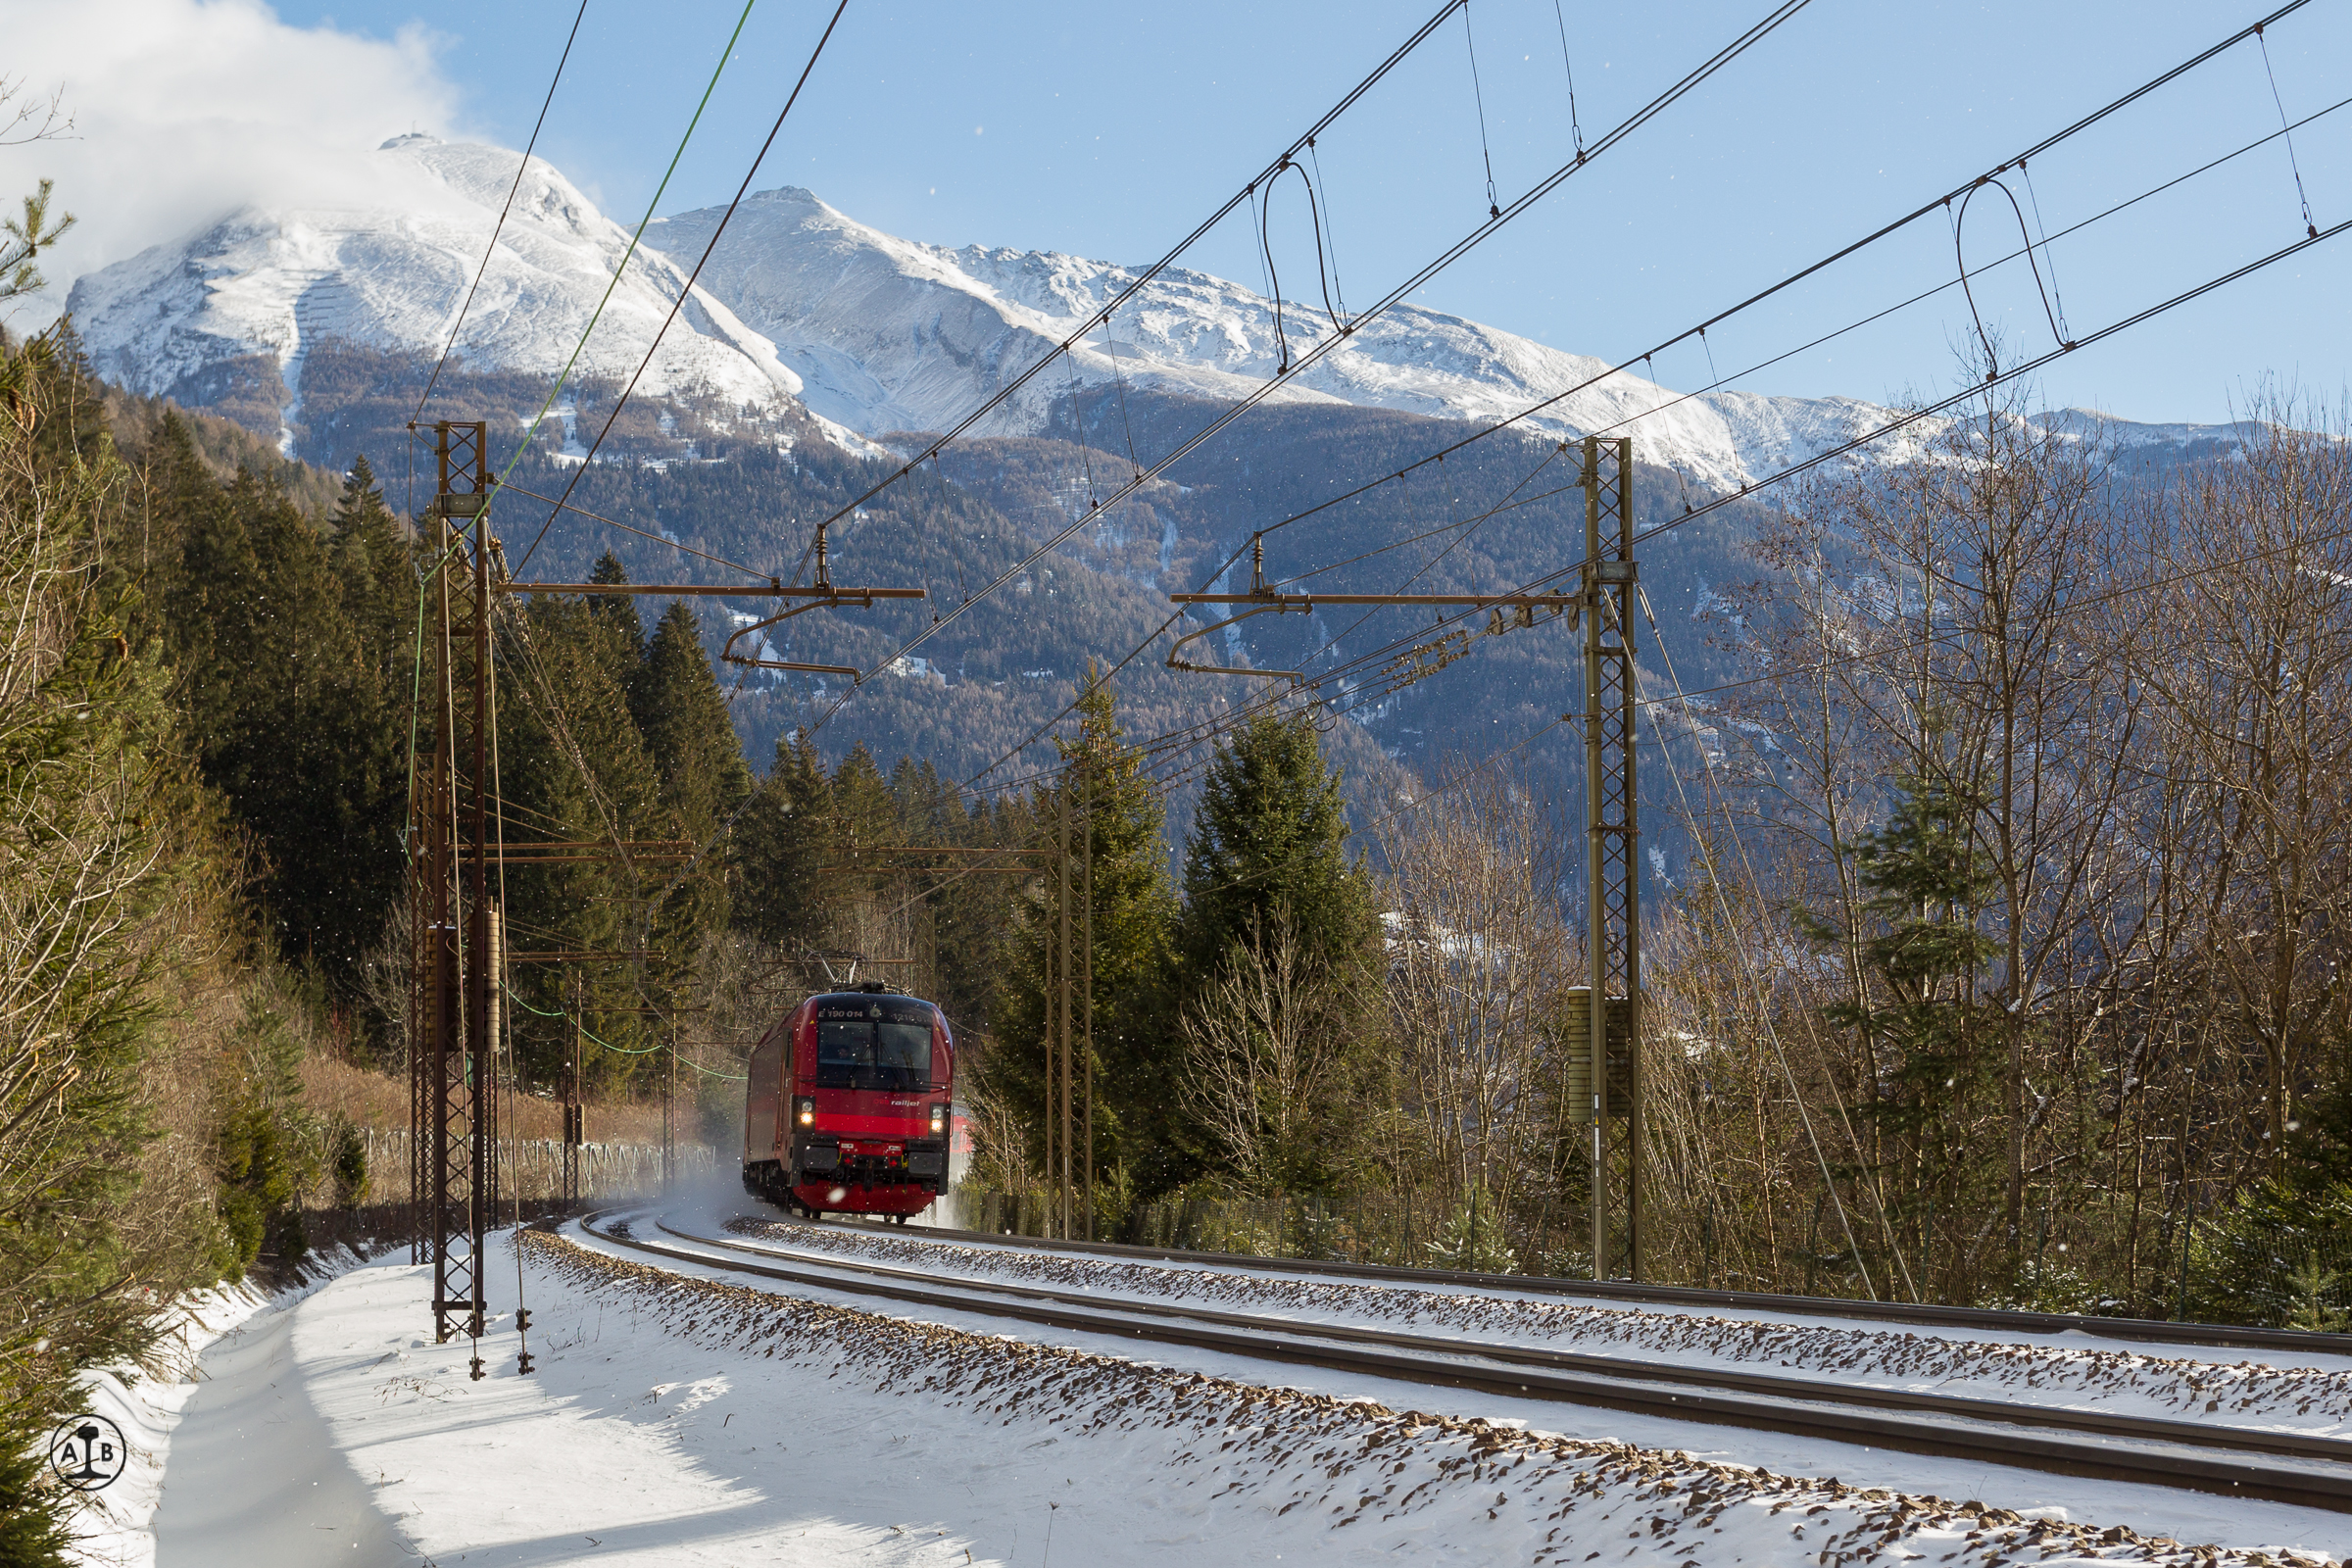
[812, 1000, 935, 1092]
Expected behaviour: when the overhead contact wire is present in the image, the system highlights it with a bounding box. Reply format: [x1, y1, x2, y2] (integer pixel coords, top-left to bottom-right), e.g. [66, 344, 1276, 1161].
[1217, 1, 2328, 556]
[798, 0, 1477, 540]
[946, 3, 2328, 791]
[1552, 0, 1587, 161]
[498, 480, 770, 579]
[414, 0, 590, 424]
[515, 0, 852, 575]
[1281, 215, 2352, 714]
[1122, 196, 2352, 760]
[1232, 3, 2332, 566]
[498, 0, 760, 506]
[812, 0, 1818, 733]
[1462, 0, 1502, 218]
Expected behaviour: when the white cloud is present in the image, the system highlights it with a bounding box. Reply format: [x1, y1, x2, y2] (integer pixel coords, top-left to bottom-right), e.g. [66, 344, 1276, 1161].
[0, 0, 471, 319]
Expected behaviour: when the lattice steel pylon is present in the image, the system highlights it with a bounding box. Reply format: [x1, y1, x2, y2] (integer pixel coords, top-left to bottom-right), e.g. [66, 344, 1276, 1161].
[416, 421, 495, 1360]
[1582, 436, 1642, 1281]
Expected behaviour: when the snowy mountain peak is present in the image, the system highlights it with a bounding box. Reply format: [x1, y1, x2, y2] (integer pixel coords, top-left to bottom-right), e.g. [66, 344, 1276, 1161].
[65, 142, 2237, 488]
[651, 185, 1930, 491]
[67, 136, 808, 450]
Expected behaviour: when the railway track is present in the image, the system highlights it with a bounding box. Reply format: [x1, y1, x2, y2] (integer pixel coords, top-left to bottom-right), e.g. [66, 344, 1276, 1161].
[578, 1209, 2352, 1514]
[882, 1214, 2352, 1359]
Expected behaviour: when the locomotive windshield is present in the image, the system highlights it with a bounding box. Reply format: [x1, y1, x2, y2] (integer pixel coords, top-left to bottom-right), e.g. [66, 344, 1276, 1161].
[812, 997, 936, 1091]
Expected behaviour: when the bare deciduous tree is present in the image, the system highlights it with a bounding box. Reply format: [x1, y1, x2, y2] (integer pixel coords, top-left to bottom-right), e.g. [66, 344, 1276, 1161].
[2125, 396, 2352, 1173]
[1375, 762, 1581, 1241]
[1178, 906, 1365, 1197]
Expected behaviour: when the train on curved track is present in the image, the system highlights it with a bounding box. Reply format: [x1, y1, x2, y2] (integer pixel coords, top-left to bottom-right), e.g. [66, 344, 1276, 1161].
[740, 980, 965, 1222]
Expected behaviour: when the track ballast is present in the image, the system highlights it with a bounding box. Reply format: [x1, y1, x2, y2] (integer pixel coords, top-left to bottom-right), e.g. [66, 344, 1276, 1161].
[578, 1209, 2352, 1515]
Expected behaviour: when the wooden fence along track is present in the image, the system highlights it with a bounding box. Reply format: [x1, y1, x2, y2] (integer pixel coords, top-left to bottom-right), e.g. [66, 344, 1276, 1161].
[360, 1127, 713, 1201]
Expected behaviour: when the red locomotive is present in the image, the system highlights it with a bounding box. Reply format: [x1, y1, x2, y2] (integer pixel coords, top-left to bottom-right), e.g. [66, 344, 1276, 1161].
[741, 981, 958, 1222]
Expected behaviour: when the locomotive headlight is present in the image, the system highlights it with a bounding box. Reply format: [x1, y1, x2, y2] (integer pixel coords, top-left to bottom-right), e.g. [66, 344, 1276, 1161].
[796, 1097, 814, 1127]
[929, 1103, 945, 1135]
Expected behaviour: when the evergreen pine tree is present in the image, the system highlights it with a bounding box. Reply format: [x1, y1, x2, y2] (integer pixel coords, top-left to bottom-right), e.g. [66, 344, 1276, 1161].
[632, 602, 752, 821]
[21, 319, 108, 472]
[157, 453, 398, 982]
[1176, 710, 1374, 981]
[1170, 710, 1382, 1197]
[0, 330, 233, 1566]
[889, 756, 961, 845]
[584, 550, 643, 682]
[630, 599, 751, 959]
[495, 594, 664, 1087]
[995, 684, 1183, 1204]
[734, 731, 840, 950]
[829, 743, 899, 857]
[1806, 772, 2001, 1295]
[329, 453, 415, 696]
[886, 758, 1020, 1037]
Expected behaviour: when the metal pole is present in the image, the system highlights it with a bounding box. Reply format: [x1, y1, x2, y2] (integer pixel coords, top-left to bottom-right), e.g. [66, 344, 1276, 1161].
[1082, 752, 1095, 1244]
[1620, 452, 1643, 1284]
[428, 497, 461, 1340]
[564, 972, 582, 1205]
[424, 421, 491, 1353]
[466, 502, 492, 1328]
[484, 900, 501, 1230]
[1581, 436, 1640, 1282]
[1584, 441, 1608, 1280]
[1584, 436, 1643, 1279]
[1058, 772, 1073, 1243]
[1042, 807, 1057, 1240]
[409, 763, 428, 1265]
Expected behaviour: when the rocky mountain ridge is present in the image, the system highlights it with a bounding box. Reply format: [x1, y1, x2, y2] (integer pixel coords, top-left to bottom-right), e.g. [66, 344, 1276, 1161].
[65, 136, 2242, 487]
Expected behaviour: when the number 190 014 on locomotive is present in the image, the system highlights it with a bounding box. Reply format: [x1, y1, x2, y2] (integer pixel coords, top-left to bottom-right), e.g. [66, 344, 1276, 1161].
[740, 981, 967, 1222]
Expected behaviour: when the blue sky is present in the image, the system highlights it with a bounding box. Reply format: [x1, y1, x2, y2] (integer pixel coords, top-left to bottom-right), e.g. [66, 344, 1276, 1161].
[142, 1, 2352, 423]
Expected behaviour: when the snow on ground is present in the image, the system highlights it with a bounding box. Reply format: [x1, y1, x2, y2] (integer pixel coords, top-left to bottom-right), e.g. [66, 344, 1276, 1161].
[118, 1214, 2348, 1565]
[596, 1208, 2350, 1553]
[63, 1247, 373, 1568]
[715, 1206, 2352, 1442]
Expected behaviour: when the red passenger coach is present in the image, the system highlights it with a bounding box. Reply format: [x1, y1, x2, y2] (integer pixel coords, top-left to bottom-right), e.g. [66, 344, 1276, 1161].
[741, 980, 956, 1222]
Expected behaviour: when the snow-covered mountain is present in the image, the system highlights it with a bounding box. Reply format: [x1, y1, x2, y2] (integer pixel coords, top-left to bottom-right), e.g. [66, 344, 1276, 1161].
[68, 135, 808, 452]
[651, 186, 1902, 493]
[66, 137, 2235, 486]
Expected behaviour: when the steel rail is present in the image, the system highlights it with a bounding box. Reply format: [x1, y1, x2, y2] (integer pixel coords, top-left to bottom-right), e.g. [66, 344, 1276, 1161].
[572, 1212, 2352, 1512]
[869, 1215, 2352, 1359]
[681, 1218, 2352, 1465]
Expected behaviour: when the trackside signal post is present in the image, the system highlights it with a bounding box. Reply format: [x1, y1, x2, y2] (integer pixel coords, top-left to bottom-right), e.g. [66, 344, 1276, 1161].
[1582, 435, 1641, 1282]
